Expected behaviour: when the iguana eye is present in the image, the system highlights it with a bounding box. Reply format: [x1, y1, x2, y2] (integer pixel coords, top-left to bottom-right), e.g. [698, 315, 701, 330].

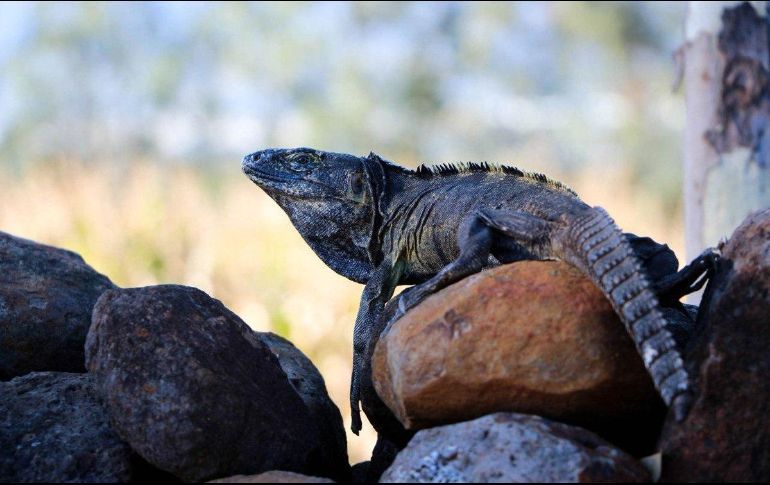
[287, 153, 315, 171]
[350, 172, 365, 197]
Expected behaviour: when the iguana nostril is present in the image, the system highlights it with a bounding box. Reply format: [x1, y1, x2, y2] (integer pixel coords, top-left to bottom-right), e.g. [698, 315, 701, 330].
[242, 150, 267, 171]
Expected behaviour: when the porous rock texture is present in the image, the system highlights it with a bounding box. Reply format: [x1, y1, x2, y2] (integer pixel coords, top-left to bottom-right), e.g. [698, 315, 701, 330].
[380, 412, 650, 483]
[85, 284, 348, 482]
[208, 470, 334, 483]
[372, 261, 663, 447]
[0, 372, 134, 482]
[0, 232, 115, 380]
[660, 209, 770, 481]
[259, 332, 348, 473]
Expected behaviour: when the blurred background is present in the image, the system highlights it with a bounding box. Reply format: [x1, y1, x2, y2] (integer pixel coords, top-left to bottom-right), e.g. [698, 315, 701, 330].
[0, 1, 687, 462]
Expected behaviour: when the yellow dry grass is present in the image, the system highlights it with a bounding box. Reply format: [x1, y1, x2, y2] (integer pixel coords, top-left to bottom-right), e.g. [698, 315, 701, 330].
[0, 159, 683, 463]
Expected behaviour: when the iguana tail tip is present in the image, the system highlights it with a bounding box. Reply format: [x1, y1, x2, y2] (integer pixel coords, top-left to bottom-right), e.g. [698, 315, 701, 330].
[351, 411, 363, 435]
[672, 392, 693, 422]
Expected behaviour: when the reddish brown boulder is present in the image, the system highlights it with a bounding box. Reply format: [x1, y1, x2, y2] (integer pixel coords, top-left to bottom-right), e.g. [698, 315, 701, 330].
[660, 209, 770, 481]
[372, 261, 662, 443]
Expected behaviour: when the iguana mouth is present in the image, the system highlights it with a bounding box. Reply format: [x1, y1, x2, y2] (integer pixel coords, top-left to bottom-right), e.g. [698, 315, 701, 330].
[243, 162, 362, 204]
[242, 166, 297, 186]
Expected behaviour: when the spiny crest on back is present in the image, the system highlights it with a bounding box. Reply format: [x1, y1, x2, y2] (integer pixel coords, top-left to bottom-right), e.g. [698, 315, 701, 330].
[410, 160, 577, 196]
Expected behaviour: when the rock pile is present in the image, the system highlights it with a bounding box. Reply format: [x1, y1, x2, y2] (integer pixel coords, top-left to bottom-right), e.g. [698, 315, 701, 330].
[2, 210, 769, 482]
[0, 231, 348, 483]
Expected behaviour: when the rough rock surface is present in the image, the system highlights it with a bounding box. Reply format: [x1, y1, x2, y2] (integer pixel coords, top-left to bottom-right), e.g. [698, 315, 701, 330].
[85, 285, 347, 482]
[208, 470, 334, 483]
[660, 209, 770, 481]
[0, 372, 133, 482]
[259, 332, 348, 473]
[0, 232, 116, 380]
[380, 412, 650, 483]
[372, 261, 662, 438]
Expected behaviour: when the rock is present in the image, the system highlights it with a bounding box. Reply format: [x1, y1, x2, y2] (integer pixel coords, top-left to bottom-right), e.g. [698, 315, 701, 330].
[208, 470, 334, 483]
[259, 332, 348, 475]
[0, 232, 116, 380]
[372, 261, 663, 451]
[380, 412, 650, 483]
[0, 372, 133, 482]
[85, 285, 347, 482]
[660, 209, 770, 481]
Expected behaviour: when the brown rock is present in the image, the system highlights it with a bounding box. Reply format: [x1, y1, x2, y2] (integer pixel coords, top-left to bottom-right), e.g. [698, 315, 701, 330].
[372, 261, 663, 449]
[208, 470, 334, 483]
[86, 285, 347, 482]
[660, 209, 770, 481]
[380, 412, 650, 483]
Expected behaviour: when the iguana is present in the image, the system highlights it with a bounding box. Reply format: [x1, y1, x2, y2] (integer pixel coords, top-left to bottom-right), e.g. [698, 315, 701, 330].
[242, 147, 717, 434]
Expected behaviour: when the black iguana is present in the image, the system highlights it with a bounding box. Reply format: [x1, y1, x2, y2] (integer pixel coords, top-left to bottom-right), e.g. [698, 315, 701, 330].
[242, 147, 717, 434]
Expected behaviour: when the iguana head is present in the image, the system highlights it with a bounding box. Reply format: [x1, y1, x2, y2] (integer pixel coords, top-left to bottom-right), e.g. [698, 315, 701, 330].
[242, 147, 388, 283]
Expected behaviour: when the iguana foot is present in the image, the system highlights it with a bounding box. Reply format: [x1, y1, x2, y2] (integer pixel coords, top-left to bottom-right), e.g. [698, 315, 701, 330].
[395, 284, 434, 317]
[388, 277, 452, 327]
[655, 247, 720, 303]
[672, 391, 693, 422]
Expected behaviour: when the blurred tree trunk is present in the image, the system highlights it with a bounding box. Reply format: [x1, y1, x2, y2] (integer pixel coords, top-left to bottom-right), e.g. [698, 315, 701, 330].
[683, 1, 770, 266]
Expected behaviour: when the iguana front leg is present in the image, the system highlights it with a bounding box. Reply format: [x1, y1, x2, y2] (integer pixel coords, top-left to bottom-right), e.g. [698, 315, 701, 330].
[351, 258, 403, 434]
[394, 214, 495, 320]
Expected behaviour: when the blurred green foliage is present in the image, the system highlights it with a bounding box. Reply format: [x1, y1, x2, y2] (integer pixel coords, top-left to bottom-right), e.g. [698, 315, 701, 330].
[1, 2, 685, 208]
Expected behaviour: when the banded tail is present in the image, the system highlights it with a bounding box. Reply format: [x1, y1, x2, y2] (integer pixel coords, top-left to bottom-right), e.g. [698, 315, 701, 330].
[564, 207, 692, 420]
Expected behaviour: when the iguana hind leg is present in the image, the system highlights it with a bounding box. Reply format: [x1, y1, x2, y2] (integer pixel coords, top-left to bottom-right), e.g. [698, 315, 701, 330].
[468, 207, 696, 421]
[654, 247, 720, 304]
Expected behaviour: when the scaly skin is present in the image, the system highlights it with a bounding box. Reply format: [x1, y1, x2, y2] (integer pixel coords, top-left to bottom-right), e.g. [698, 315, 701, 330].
[242, 147, 717, 434]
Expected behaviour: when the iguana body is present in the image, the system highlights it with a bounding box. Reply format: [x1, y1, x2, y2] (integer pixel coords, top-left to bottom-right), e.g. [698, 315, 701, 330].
[242, 148, 716, 433]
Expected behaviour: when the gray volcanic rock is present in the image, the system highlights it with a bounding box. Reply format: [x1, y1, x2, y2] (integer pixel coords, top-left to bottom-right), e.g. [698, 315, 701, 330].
[660, 209, 770, 481]
[0, 372, 133, 483]
[85, 284, 346, 482]
[208, 470, 335, 483]
[259, 332, 348, 477]
[380, 413, 650, 483]
[0, 232, 116, 380]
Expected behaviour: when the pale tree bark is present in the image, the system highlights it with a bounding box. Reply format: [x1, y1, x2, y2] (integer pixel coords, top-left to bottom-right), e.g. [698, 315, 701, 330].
[683, 1, 770, 268]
